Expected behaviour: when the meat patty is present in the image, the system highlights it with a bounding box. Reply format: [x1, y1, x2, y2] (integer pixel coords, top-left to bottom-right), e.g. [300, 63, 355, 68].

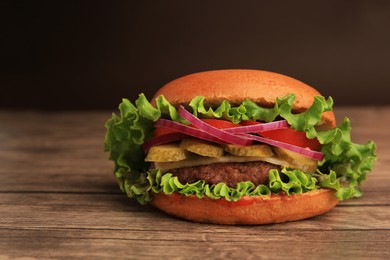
[169, 161, 281, 188]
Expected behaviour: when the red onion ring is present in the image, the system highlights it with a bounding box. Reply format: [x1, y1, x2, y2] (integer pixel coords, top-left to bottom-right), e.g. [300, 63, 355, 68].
[178, 106, 252, 146]
[224, 120, 289, 134]
[154, 119, 228, 144]
[241, 134, 324, 161]
[145, 106, 324, 161]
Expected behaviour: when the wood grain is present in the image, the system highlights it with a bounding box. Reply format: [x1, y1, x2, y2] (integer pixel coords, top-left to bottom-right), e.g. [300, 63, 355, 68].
[0, 108, 389, 259]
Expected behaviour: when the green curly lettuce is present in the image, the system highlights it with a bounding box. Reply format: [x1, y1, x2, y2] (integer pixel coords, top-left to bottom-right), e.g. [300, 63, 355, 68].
[104, 93, 377, 205]
[122, 167, 318, 205]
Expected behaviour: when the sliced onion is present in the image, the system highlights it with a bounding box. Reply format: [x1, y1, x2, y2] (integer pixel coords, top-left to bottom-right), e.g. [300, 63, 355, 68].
[145, 107, 323, 161]
[241, 134, 324, 161]
[154, 119, 228, 144]
[178, 106, 252, 146]
[224, 120, 289, 134]
[142, 132, 188, 153]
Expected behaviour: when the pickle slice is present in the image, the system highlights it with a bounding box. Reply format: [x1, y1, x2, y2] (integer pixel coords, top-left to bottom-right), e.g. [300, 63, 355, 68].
[145, 144, 190, 162]
[224, 144, 274, 157]
[180, 138, 224, 158]
[273, 147, 317, 173]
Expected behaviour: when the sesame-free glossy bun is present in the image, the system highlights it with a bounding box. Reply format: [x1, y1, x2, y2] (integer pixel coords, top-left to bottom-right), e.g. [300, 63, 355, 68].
[152, 189, 338, 225]
[152, 69, 335, 129]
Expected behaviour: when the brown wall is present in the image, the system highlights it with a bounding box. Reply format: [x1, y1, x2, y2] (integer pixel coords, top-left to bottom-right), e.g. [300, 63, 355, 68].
[1, 0, 390, 110]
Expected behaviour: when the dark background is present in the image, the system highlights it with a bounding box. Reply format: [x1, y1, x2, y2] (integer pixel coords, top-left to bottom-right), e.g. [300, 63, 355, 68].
[1, 0, 390, 110]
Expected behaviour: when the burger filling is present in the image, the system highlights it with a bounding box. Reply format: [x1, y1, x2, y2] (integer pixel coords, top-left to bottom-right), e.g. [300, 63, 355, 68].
[104, 93, 377, 205]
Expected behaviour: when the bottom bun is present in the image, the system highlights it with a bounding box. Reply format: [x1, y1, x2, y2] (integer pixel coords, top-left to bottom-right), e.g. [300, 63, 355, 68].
[151, 189, 338, 225]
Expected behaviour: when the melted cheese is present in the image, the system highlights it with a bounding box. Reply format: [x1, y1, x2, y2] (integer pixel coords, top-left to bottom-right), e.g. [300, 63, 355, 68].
[153, 155, 292, 173]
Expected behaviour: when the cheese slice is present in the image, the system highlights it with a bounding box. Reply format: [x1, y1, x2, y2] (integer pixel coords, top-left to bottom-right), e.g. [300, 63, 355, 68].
[153, 155, 292, 173]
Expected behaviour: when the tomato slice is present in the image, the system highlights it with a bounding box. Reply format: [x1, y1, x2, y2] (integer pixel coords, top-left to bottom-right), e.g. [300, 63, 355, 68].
[152, 126, 178, 137]
[241, 120, 322, 151]
[153, 119, 239, 137]
[198, 119, 239, 129]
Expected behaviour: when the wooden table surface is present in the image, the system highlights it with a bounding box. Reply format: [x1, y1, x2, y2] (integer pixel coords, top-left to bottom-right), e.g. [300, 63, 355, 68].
[1, 107, 389, 259]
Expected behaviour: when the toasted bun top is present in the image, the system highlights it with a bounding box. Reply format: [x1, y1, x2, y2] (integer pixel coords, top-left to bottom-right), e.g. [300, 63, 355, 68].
[152, 69, 335, 129]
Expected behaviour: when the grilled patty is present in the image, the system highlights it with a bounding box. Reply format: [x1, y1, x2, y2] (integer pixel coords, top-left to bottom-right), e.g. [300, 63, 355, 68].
[169, 161, 281, 188]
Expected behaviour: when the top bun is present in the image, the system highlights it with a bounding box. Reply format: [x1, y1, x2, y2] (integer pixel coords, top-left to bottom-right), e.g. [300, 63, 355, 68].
[152, 69, 335, 129]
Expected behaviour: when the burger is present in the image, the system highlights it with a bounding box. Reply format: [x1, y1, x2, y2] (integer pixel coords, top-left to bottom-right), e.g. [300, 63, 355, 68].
[104, 69, 376, 224]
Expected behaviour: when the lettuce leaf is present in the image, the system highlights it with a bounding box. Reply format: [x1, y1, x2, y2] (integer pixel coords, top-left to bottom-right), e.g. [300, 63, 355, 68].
[129, 168, 317, 205]
[104, 93, 377, 204]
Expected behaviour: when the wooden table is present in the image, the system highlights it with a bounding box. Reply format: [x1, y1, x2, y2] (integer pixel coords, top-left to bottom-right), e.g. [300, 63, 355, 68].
[1, 107, 389, 259]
